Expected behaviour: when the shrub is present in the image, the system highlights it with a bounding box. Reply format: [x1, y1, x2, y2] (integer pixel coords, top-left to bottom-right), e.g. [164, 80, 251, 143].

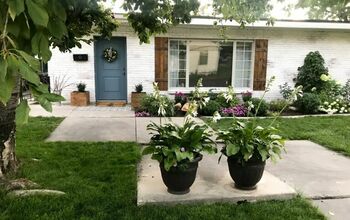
[198, 100, 220, 116]
[174, 91, 187, 105]
[135, 84, 143, 93]
[342, 79, 350, 102]
[319, 98, 350, 114]
[269, 99, 290, 112]
[241, 91, 252, 102]
[77, 82, 86, 92]
[295, 93, 321, 114]
[279, 83, 293, 99]
[139, 94, 174, 116]
[248, 98, 269, 116]
[295, 51, 329, 92]
[320, 79, 343, 100]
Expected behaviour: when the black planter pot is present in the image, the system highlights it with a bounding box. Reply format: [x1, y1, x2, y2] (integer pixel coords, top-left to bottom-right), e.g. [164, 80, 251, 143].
[160, 154, 202, 195]
[227, 156, 266, 190]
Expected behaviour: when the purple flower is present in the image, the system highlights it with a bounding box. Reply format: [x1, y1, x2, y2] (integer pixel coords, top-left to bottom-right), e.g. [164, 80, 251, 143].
[220, 105, 247, 117]
[135, 111, 150, 117]
[175, 91, 185, 97]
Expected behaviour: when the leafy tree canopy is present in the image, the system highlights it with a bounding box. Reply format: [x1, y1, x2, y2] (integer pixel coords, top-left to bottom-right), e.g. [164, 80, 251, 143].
[296, 0, 350, 22]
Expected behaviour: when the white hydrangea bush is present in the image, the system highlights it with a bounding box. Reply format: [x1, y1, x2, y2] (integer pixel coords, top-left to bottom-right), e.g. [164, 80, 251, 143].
[319, 98, 350, 114]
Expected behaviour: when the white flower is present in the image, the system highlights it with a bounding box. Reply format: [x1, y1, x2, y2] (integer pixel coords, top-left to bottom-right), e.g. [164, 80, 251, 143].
[311, 87, 317, 92]
[204, 97, 210, 103]
[212, 111, 221, 123]
[320, 74, 331, 82]
[247, 101, 254, 111]
[324, 101, 329, 105]
[180, 147, 185, 152]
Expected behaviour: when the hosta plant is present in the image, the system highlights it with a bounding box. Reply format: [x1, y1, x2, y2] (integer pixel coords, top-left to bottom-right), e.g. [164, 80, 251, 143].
[143, 118, 217, 171]
[215, 77, 303, 189]
[217, 120, 285, 164]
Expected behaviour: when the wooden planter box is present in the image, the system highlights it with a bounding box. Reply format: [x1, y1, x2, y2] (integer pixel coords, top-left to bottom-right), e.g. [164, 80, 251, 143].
[131, 92, 146, 109]
[70, 91, 90, 106]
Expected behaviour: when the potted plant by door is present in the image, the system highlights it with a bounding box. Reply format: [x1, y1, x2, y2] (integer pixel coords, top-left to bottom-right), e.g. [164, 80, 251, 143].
[216, 77, 303, 190]
[131, 83, 146, 108]
[142, 80, 216, 194]
[70, 82, 90, 106]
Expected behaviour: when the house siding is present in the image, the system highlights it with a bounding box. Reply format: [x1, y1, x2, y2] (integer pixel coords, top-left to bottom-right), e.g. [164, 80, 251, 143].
[48, 24, 350, 103]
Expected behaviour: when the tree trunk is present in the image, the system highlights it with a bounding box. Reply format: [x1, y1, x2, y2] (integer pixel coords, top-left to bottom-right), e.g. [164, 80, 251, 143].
[0, 79, 20, 178]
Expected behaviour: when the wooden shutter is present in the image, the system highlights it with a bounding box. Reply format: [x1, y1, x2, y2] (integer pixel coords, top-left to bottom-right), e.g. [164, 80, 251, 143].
[253, 39, 268, 91]
[155, 37, 168, 91]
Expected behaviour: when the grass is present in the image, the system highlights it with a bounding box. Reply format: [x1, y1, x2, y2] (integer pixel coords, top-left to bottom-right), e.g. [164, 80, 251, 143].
[0, 117, 325, 219]
[207, 116, 350, 156]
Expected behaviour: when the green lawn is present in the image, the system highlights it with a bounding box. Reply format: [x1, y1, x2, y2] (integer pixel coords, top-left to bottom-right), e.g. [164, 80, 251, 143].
[0, 117, 325, 219]
[207, 116, 350, 156]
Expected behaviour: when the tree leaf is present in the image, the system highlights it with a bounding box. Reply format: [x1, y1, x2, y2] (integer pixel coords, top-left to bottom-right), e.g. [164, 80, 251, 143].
[26, 0, 49, 27]
[17, 50, 40, 70]
[39, 35, 52, 62]
[36, 95, 52, 112]
[0, 72, 17, 105]
[0, 57, 8, 81]
[18, 58, 40, 85]
[16, 99, 30, 125]
[41, 93, 65, 102]
[8, 0, 25, 20]
[48, 18, 67, 38]
[31, 32, 42, 54]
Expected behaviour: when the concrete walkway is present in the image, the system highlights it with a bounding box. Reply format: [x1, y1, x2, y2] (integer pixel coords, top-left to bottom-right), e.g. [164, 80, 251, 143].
[41, 104, 204, 143]
[266, 141, 350, 220]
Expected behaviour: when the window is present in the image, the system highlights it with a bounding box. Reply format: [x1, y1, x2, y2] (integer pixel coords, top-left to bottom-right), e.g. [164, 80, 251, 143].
[234, 42, 253, 88]
[168, 40, 253, 89]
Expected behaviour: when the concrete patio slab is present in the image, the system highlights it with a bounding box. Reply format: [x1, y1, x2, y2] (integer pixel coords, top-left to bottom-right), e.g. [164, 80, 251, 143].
[313, 198, 350, 220]
[46, 117, 136, 142]
[266, 140, 350, 199]
[137, 154, 296, 205]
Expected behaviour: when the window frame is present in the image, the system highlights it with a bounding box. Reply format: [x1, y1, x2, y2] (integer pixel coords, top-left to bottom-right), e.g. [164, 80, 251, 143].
[167, 39, 255, 92]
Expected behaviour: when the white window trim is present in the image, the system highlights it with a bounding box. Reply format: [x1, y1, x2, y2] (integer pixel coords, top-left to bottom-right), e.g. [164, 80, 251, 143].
[168, 39, 255, 92]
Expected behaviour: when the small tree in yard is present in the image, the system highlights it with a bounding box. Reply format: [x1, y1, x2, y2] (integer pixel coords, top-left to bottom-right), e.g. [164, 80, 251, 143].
[0, 0, 273, 178]
[295, 51, 329, 93]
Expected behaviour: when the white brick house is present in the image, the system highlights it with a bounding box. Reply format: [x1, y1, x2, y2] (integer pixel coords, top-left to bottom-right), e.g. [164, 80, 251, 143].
[48, 17, 350, 103]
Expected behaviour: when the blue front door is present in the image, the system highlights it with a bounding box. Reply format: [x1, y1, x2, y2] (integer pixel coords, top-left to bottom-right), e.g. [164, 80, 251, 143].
[95, 37, 126, 100]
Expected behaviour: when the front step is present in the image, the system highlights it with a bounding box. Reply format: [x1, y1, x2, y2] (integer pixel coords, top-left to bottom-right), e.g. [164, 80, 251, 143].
[96, 101, 127, 107]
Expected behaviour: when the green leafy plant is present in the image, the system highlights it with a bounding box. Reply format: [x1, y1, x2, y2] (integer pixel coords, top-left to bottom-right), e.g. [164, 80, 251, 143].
[343, 79, 350, 102]
[295, 92, 321, 114]
[139, 94, 174, 117]
[247, 97, 269, 116]
[269, 99, 290, 112]
[295, 51, 329, 92]
[198, 100, 220, 116]
[135, 83, 143, 93]
[143, 118, 217, 171]
[279, 83, 293, 99]
[77, 83, 86, 92]
[217, 120, 285, 164]
[216, 76, 303, 165]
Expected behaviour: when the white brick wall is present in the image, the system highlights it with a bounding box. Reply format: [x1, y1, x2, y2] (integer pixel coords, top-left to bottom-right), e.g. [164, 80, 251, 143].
[49, 24, 350, 103]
